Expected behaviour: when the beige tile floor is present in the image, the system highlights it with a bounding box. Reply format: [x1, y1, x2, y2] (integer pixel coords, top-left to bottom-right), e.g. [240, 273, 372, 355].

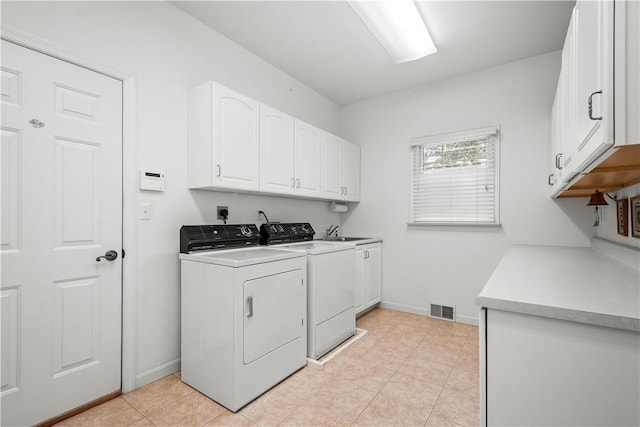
[57, 308, 480, 427]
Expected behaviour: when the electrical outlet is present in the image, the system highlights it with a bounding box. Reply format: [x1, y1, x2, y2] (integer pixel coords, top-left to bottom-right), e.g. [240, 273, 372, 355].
[217, 206, 229, 220]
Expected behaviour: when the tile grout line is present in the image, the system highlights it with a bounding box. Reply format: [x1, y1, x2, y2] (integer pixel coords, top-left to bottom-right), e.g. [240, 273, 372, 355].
[423, 328, 472, 426]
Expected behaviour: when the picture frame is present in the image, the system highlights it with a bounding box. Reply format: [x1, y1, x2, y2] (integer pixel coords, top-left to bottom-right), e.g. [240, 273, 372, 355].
[631, 196, 640, 239]
[616, 198, 628, 236]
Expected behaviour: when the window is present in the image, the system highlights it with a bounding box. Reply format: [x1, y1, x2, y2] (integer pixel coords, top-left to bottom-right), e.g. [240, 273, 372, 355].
[410, 126, 500, 225]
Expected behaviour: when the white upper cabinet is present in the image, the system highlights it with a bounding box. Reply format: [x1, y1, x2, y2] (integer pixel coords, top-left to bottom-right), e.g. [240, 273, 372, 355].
[572, 0, 614, 172]
[321, 133, 360, 202]
[343, 140, 361, 202]
[189, 81, 361, 202]
[188, 82, 260, 191]
[549, 0, 640, 196]
[321, 133, 344, 200]
[294, 119, 323, 198]
[552, 11, 578, 189]
[259, 109, 323, 198]
[260, 104, 295, 194]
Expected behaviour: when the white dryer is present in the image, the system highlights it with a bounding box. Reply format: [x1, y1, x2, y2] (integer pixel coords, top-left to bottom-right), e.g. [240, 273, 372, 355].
[179, 224, 307, 412]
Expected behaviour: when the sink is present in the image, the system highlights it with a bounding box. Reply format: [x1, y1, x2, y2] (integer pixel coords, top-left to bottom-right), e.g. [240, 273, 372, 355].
[324, 237, 369, 242]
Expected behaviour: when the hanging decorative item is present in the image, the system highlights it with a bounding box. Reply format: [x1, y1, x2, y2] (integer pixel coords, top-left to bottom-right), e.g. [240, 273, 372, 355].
[616, 198, 629, 236]
[586, 190, 609, 227]
[631, 196, 640, 239]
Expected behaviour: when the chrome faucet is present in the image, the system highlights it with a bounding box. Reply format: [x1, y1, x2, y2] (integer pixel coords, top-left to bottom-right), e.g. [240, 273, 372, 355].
[325, 225, 340, 239]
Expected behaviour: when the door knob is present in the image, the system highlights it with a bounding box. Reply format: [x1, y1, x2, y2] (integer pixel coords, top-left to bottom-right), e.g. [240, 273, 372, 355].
[96, 250, 118, 262]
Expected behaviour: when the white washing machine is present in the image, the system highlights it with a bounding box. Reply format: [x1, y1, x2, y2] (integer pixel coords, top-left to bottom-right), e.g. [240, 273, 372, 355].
[179, 224, 307, 412]
[260, 223, 356, 359]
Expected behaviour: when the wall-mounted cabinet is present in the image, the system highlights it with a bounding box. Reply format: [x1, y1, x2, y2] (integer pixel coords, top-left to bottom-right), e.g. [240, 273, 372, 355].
[550, 0, 640, 197]
[188, 82, 260, 191]
[259, 104, 296, 194]
[294, 120, 324, 198]
[259, 107, 323, 198]
[322, 134, 360, 202]
[189, 81, 360, 202]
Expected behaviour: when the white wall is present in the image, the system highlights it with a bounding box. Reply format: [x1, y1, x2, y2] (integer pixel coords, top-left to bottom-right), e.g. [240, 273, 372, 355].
[1, 1, 343, 387]
[596, 183, 640, 248]
[339, 51, 595, 325]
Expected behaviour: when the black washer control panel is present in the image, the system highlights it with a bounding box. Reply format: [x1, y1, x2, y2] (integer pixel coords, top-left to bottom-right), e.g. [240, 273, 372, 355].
[259, 222, 315, 245]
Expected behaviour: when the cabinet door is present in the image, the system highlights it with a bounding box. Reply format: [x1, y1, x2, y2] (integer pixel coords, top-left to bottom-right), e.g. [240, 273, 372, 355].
[213, 85, 260, 190]
[321, 133, 344, 199]
[343, 141, 361, 202]
[354, 248, 365, 314]
[573, 0, 614, 171]
[260, 105, 295, 194]
[549, 90, 561, 194]
[365, 245, 381, 306]
[558, 9, 578, 183]
[243, 269, 303, 365]
[294, 120, 322, 197]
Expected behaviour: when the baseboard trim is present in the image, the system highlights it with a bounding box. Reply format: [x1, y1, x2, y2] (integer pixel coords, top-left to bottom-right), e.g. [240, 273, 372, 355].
[379, 302, 479, 326]
[36, 390, 121, 427]
[135, 358, 181, 389]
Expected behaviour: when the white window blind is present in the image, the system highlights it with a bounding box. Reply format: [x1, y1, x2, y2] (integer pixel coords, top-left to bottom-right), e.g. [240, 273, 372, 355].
[410, 127, 499, 224]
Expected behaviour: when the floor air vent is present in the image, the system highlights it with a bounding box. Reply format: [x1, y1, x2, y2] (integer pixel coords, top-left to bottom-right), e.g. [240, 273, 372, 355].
[430, 303, 455, 322]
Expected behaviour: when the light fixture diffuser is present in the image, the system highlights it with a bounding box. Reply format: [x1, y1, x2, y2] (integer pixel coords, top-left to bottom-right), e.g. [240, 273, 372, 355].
[348, 0, 437, 64]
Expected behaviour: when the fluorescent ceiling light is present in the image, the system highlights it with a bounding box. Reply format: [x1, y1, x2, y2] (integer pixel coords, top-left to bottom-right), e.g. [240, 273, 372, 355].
[348, 0, 437, 64]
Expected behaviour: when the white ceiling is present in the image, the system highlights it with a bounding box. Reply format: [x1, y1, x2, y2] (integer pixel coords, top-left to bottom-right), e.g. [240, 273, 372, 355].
[173, 1, 574, 106]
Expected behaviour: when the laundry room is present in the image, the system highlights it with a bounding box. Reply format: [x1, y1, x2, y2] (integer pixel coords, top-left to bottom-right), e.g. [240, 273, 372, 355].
[1, 1, 639, 426]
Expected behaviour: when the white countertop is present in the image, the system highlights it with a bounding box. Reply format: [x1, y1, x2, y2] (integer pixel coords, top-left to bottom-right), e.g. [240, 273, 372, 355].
[476, 239, 640, 332]
[317, 237, 383, 245]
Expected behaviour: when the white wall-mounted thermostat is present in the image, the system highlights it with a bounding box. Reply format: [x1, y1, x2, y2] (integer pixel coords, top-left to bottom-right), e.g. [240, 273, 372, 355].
[139, 171, 165, 191]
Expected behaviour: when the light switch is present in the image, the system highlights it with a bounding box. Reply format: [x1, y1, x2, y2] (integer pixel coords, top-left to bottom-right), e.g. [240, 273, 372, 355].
[139, 202, 151, 220]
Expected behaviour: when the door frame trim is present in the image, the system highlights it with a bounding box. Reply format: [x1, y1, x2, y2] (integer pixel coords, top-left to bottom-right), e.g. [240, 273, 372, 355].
[1, 26, 138, 393]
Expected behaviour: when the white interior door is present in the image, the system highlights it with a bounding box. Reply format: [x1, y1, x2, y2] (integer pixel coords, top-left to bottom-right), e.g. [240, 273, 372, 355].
[1, 40, 123, 426]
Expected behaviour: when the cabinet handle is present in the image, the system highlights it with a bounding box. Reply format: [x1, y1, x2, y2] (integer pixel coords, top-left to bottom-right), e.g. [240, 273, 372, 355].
[216, 164, 222, 177]
[588, 90, 603, 121]
[555, 154, 563, 170]
[291, 177, 295, 188]
[548, 174, 554, 186]
[246, 296, 253, 318]
[296, 179, 300, 188]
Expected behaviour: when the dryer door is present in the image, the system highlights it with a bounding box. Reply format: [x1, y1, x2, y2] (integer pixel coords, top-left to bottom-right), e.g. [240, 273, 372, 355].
[243, 269, 303, 364]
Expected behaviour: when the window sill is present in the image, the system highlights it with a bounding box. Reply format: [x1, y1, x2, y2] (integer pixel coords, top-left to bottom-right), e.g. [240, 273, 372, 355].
[407, 222, 502, 232]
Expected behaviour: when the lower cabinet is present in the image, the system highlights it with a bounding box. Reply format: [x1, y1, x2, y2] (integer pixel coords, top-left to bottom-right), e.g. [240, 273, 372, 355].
[355, 243, 381, 315]
[480, 308, 640, 426]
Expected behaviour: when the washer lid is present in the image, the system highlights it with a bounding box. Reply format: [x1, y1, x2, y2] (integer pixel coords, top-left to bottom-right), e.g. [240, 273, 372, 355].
[179, 247, 304, 267]
[279, 241, 355, 255]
